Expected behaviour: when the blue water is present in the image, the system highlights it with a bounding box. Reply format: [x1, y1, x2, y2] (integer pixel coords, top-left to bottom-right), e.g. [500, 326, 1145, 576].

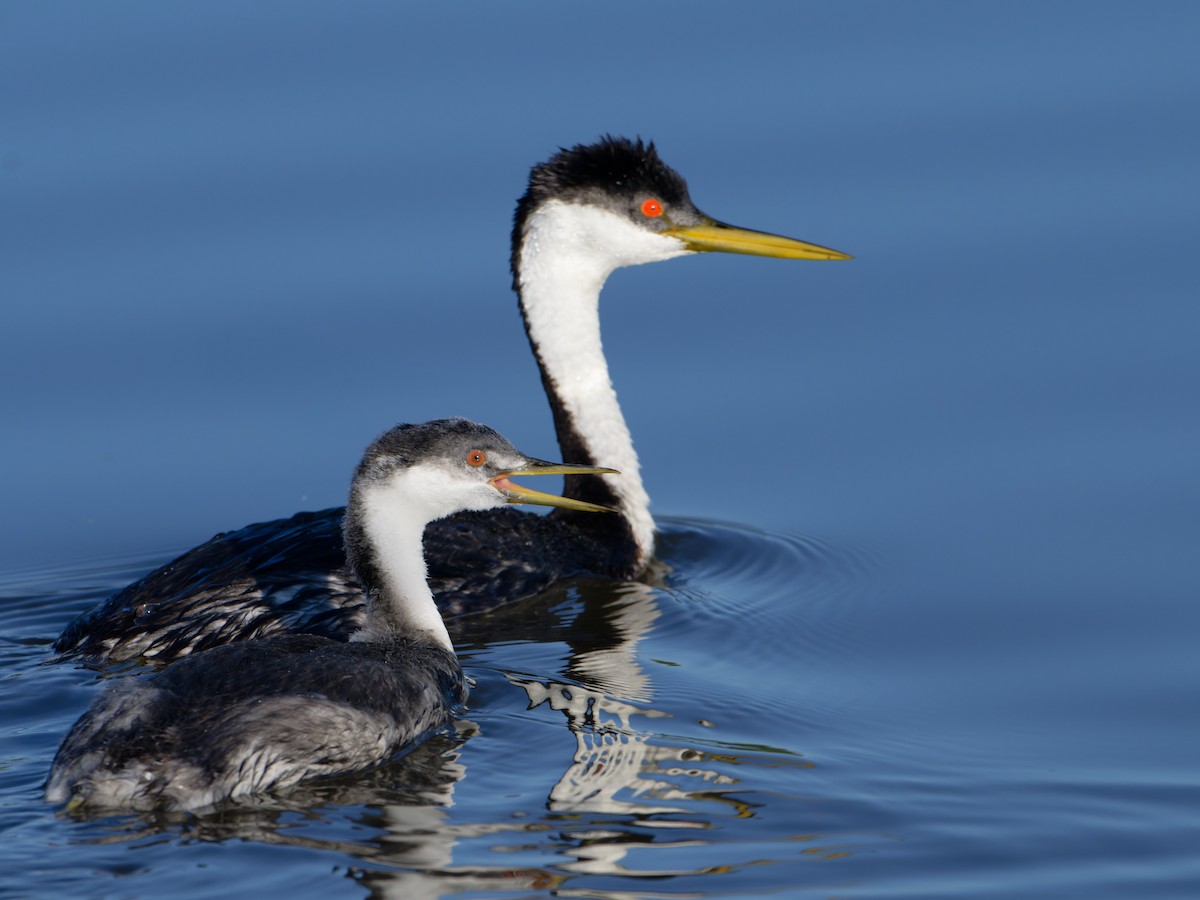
[3, 2, 1200, 897]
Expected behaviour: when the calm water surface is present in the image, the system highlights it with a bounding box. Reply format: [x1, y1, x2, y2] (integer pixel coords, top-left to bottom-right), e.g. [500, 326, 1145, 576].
[3, 3, 1200, 897]
[4, 521, 887, 896]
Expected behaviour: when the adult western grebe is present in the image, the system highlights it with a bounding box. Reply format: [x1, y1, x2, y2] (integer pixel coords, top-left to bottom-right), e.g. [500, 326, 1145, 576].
[54, 136, 849, 663]
[45, 419, 615, 811]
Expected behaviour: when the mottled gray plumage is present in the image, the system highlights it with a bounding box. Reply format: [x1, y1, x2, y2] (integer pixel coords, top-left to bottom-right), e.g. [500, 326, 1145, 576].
[45, 634, 462, 810]
[46, 419, 609, 811]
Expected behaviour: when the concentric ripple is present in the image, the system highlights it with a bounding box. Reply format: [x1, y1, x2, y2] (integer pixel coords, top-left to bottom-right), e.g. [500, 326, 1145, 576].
[651, 516, 884, 664]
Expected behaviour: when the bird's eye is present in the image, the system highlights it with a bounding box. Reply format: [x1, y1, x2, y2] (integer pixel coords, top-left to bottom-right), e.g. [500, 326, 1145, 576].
[641, 198, 664, 218]
[466, 449, 487, 467]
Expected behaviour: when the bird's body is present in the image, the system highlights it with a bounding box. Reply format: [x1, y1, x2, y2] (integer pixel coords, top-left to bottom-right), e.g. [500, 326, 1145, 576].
[53, 136, 849, 664]
[46, 419, 615, 811]
[45, 633, 462, 810]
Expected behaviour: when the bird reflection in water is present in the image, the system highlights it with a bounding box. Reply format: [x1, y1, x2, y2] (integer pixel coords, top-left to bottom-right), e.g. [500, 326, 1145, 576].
[491, 579, 803, 883]
[59, 569, 809, 889]
[506, 582, 731, 816]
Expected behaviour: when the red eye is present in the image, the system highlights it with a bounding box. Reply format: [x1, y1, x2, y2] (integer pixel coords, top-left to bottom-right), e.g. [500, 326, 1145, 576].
[466, 449, 487, 467]
[641, 198, 664, 217]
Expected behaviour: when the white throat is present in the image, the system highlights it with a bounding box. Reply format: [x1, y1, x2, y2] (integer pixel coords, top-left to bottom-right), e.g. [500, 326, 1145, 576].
[351, 467, 502, 651]
[517, 201, 693, 563]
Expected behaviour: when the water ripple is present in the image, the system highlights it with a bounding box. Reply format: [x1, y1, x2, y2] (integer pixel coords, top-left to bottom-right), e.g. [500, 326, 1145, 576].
[652, 516, 884, 665]
[4, 519, 892, 897]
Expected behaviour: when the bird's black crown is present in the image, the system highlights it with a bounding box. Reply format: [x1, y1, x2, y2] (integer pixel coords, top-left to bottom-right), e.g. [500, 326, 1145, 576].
[511, 136, 694, 282]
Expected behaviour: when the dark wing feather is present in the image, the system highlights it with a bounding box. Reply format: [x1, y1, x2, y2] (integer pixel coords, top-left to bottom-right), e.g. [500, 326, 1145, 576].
[53, 506, 630, 663]
[53, 509, 360, 661]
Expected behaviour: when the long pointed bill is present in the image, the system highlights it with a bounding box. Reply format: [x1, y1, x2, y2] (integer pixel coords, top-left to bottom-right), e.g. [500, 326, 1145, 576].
[490, 459, 619, 513]
[664, 220, 851, 260]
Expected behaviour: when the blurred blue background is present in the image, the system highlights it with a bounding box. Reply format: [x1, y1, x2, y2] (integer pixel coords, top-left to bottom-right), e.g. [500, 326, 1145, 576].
[3, 3, 1196, 579]
[2, 3, 1200, 895]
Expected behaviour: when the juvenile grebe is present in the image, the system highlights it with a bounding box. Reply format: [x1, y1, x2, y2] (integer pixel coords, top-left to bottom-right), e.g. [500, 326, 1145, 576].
[55, 136, 849, 663]
[45, 419, 615, 811]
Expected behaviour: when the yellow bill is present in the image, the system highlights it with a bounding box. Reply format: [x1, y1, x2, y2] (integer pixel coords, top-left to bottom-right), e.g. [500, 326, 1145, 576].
[665, 220, 851, 261]
[490, 460, 619, 513]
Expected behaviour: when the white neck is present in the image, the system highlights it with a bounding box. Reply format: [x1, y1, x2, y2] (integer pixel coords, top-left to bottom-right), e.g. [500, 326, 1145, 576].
[350, 473, 467, 652]
[517, 201, 693, 564]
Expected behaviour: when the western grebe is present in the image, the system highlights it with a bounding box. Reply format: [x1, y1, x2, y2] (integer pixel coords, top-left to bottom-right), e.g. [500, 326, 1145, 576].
[45, 419, 615, 811]
[54, 136, 849, 663]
